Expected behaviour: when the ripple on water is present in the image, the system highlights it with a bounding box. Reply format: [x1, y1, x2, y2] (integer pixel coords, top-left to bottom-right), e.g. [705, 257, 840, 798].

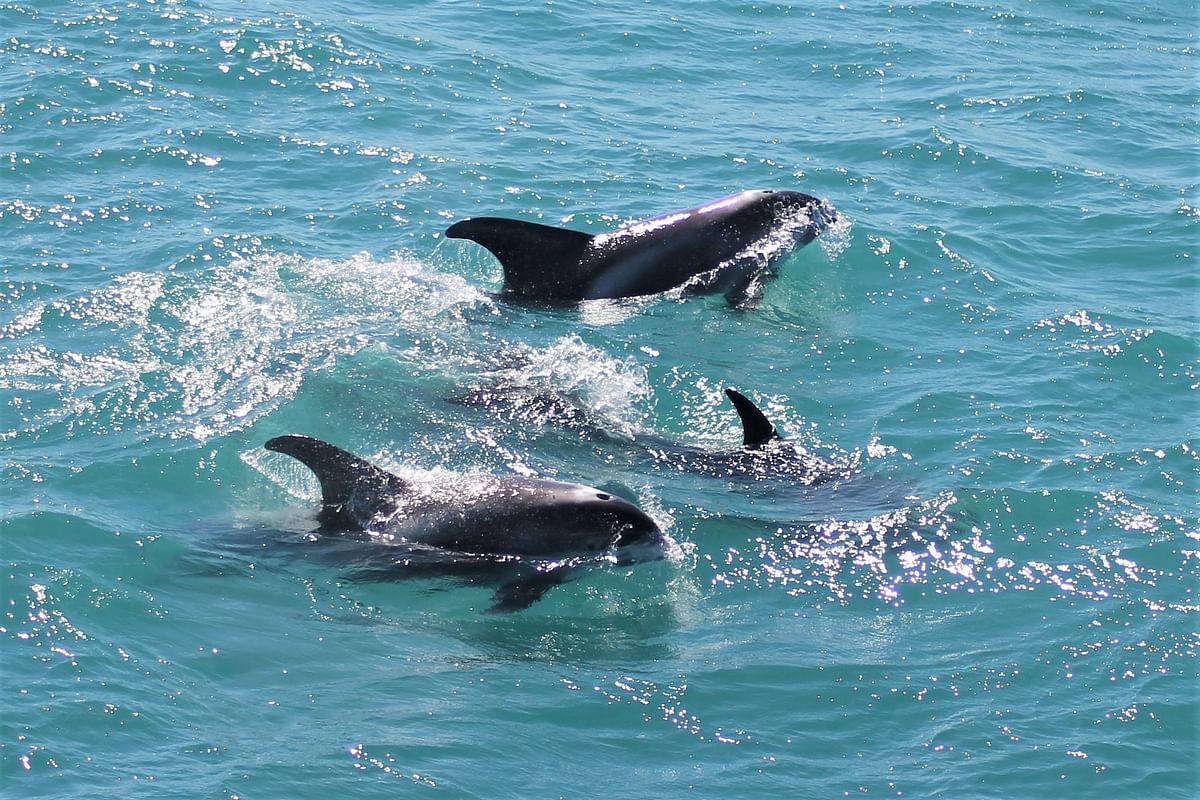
[692, 485, 1195, 616]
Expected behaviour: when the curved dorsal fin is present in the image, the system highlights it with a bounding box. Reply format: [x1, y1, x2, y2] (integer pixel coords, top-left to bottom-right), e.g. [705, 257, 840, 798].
[446, 217, 594, 299]
[724, 388, 780, 449]
[266, 435, 406, 528]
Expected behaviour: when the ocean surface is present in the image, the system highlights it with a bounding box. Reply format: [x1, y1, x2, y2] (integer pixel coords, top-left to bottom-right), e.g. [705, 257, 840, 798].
[2, 1, 1196, 796]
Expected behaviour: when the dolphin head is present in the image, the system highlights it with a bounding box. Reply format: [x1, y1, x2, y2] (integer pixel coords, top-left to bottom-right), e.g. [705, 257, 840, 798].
[755, 189, 837, 236]
[509, 479, 665, 562]
[602, 491, 666, 551]
[679, 189, 835, 265]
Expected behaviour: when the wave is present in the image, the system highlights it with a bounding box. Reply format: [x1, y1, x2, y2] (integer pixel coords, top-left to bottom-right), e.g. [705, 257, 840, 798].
[688, 484, 1196, 611]
[0, 250, 491, 465]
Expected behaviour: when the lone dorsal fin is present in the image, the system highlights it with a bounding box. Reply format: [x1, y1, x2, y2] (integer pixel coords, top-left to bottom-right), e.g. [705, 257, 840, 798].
[724, 388, 780, 449]
[445, 217, 594, 299]
[266, 435, 406, 528]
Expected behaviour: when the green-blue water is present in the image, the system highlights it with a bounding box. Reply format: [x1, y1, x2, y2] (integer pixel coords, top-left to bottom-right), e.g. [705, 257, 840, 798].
[2, 1, 1196, 796]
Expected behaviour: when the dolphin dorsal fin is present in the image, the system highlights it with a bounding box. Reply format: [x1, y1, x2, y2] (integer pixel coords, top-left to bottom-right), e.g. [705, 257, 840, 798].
[445, 217, 594, 299]
[266, 435, 406, 527]
[724, 388, 780, 449]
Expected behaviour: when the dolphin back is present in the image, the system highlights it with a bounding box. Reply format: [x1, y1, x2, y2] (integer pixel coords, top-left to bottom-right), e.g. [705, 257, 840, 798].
[724, 389, 780, 448]
[266, 435, 407, 528]
[445, 217, 594, 298]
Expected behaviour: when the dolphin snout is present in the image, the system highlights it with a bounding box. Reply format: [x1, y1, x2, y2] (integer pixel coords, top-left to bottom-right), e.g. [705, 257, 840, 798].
[607, 497, 662, 549]
[583, 488, 660, 544]
[813, 199, 838, 226]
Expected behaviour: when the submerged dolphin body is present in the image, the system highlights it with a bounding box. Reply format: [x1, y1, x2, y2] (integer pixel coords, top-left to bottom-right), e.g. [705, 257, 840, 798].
[451, 385, 850, 486]
[264, 435, 666, 612]
[642, 388, 848, 485]
[445, 189, 836, 304]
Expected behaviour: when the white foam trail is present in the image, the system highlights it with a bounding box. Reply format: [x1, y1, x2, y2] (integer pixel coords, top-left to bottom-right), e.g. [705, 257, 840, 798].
[1, 250, 493, 449]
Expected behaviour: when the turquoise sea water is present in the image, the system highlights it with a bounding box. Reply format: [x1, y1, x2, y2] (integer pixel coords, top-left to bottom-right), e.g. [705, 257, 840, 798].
[2, 1, 1196, 796]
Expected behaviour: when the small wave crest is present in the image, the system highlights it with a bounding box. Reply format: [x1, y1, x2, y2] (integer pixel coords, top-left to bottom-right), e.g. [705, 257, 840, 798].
[451, 334, 653, 440]
[1, 250, 491, 458]
[700, 484, 1195, 614]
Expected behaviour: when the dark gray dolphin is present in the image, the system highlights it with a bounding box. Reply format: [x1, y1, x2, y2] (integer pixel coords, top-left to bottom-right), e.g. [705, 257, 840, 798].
[265, 435, 666, 611]
[641, 389, 849, 485]
[445, 189, 836, 304]
[450, 384, 851, 486]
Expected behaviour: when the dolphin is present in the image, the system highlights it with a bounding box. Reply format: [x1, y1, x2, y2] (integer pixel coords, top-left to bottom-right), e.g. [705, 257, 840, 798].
[642, 388, 848, 485]
[445, 189, 836, 304]
[264, 434, 666, 612]
[450, 383, 851, 486]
